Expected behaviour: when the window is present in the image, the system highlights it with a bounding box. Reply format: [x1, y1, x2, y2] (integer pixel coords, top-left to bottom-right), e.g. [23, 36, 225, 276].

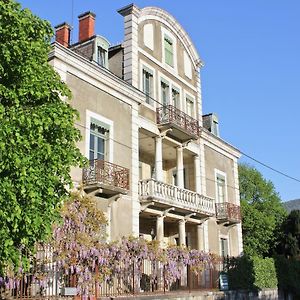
[186, 96, 194, 117]
[172, 88, 180, 109]
[161, 80, 169, 106]
[142, 68, 153, 105]
[212, 120, 219, 137]
[216, 175, 226, 203]
[89, 118, 109, 161]
[220, 238, 229, 257]
[164, 35, 174, 67]
[97, 47, 107, 67]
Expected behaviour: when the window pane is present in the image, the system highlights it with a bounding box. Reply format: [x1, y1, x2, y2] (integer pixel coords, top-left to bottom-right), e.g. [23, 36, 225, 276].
[97, 153, 104, 160]
[172, 89, 180, 108]
[90, 133, 95, 149]
[161, 82, 169, 106]
[97, 137, 105, 154]
[89, 150, 94, 161]
[164, 37, 173, 66]
[217, 176, 225, 203]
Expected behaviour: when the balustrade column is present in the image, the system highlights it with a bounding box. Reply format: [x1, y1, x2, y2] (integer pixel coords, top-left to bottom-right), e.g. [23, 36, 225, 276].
[155, 136, 163, 182]
[176, 146, 184, 188]
[194, 154, 201, 194]
[178, 219, 186, 247]
[156, 215, 165, 246]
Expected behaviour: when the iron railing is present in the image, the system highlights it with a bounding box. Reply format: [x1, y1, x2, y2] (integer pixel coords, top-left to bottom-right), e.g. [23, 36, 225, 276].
[139, 179, 215, 216]
[215, 202, 241, 223]
[82, 159, 129, 190]
[156, 105, 200, 138]
[0, 258, 224, 299]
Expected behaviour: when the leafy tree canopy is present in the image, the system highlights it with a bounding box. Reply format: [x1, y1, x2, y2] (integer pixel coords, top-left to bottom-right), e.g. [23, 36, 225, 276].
[239, 163, 287, 257]
[277, 210, 300, 258]
[0, 0, 84, 274]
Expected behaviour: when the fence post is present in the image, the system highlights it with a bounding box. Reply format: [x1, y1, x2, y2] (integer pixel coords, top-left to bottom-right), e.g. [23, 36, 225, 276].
[188, 264, 191, 293]
[132, 263, 135, 295]
[163, 265, 166, 294]
[210, 266, 213, 289]
[20, 276, 23, 300]
[95, 264, 98, 300]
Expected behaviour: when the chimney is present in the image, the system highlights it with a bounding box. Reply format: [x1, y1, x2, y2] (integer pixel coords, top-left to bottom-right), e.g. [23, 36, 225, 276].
[78, 11, 96, 43]
[54, 22, 71, 47]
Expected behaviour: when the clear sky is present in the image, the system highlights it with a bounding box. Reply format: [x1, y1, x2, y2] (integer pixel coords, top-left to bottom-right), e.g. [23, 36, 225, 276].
[18, 0, 300, 201]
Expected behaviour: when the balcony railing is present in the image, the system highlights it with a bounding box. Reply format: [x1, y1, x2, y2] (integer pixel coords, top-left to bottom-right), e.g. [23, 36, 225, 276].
[83, 159, 129, 191]
[156, 105, 200, 139]
[139, 179, 215, 216]
[215, 202, 241, 223]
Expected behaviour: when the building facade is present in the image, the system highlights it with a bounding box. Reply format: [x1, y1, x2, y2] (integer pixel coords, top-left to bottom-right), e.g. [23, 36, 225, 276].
[50, 4, 243, 257]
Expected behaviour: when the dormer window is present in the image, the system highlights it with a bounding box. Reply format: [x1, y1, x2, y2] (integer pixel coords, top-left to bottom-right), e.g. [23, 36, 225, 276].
[97, 46, 107, 67]
[164, 35, 174, 67]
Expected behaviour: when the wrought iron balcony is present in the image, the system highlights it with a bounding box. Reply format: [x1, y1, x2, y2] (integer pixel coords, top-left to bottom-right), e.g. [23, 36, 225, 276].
[156, 105, 200, 141]
[215, 202, 241, 224]
[83, 159, 129, 196]
[139, 179, 215, 217]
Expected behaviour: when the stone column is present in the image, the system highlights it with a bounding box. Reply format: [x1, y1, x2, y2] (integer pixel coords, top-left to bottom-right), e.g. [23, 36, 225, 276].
[155, 136, 163, 181]
[156, 216, 165, 246]
[197, 224, 204, 251]
[176, 146, 184, 188]
[194, 154, 201, 194]
[178, 220, 186, 247]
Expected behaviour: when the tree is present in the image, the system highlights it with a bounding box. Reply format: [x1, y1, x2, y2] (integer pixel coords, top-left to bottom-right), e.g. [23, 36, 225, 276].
[277, 210, 300, 257]
[239, 163, 286, 257]
[0, 0, 84, 274]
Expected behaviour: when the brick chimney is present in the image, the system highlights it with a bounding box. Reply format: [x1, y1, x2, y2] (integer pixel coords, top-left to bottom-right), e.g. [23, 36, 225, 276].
[78, 11, 96, 43]
[54, 22, 71, 47]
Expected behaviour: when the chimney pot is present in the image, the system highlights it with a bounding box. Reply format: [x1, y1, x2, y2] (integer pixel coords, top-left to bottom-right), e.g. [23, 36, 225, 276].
[54, 22, 71, 47]
[78, 11, 96, 43]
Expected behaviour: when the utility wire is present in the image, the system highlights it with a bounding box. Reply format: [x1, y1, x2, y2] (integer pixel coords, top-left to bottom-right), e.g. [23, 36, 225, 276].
[53, 39, 300, 186]
[240, 151, 300, 183]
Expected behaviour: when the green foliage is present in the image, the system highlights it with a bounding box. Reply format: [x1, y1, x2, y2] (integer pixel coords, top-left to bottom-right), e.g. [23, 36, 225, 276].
[226, 255, 277, 290]
[252, 256, 277, 289]
[0, 0, 84, 274]
[277, 210, 300, 257]
[239, 163, 287, 257]
[226, 255, 254, 290]
[274, 255, 300, 297]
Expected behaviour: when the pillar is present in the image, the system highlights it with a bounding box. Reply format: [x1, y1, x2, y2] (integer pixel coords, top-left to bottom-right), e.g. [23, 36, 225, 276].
[197, 224, 204, 250]
[178, 220, 186, 247]
[155, 136, 163, 181]
[176, 146, 184, 188]
[194, 154, 201, 194]
[156, 216, 165, 246]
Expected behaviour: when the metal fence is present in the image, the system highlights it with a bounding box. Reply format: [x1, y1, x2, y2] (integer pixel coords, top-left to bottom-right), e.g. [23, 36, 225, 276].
[0, 257, 224, 299]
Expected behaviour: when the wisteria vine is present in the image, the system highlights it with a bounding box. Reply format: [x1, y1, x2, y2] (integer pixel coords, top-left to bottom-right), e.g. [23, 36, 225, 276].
[0, 191, 217, 295]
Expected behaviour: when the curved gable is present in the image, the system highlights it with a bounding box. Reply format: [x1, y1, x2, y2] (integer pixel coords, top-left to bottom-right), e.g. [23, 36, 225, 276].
[139, 7, 203, 70]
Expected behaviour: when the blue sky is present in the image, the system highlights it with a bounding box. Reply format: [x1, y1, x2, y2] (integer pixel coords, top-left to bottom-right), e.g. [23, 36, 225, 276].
[18, 0, 300, 201]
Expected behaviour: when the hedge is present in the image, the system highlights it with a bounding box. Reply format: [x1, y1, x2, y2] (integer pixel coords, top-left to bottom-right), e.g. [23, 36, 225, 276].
[225, 255, 277, 290]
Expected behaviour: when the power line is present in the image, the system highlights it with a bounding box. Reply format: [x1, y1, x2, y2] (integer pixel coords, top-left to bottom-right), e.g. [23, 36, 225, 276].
[240, 151, 300, 184]
[52, 39, 300, 186]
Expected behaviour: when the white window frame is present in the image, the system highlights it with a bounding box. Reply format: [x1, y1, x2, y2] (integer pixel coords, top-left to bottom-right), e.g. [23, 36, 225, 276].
[214, 169, 228, 204]
[158, 72, 182, 108]
[85, 110, 114, 163]
[161, 27, 177, 73]
[184, 91, 196, 118]
[219, 234, 230, 257]
[139, 60, 156, 109]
